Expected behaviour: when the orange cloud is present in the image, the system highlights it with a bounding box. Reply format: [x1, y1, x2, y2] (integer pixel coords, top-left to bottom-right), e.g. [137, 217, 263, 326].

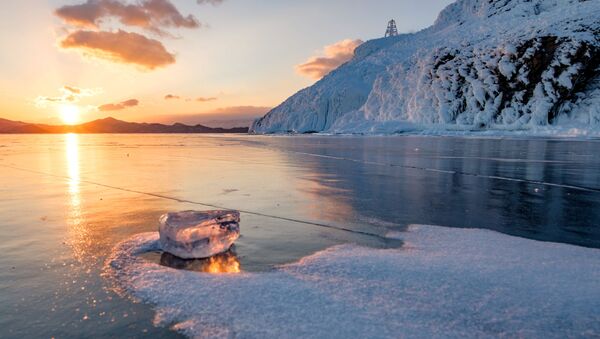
[60, 30, 175, 69]
[164, 94, 218, 102]
[210, 106, 271, 115]
[98, 99, 139, 111]
[196, 97, 217, 102]
[35, 86, 100, 107]
[55, 0, 199, 35]
[63, 86, 82, 94]
[296, 39, 363, 79]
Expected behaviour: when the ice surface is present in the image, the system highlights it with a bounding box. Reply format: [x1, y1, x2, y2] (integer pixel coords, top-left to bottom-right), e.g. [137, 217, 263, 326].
[251, 0, 600, 134]
[158, 210, 240, 259]
[107, 225, 600, 338]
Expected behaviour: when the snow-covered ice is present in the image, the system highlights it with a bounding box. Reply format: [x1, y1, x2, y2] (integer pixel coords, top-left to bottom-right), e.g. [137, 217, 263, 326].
[106, 225, 600, 338]
[158, 210, 240, 259]
[252, 0, 600, 135]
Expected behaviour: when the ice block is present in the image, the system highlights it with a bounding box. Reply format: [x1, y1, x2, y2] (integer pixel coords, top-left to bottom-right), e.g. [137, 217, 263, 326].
[159, 210, 240, 259]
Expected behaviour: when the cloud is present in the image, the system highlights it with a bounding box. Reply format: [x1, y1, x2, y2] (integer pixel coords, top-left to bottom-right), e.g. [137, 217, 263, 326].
[196, 0, 225, 5]
[63, 86, 82, 94]
[163, 94, 218, 102]
[295, 39, 363, 80]
[98, 98, 139, 111]
[196, 97, 217, 102]
[35, 86, 100, 107]
[149, 106, 272, 128]
[53, 0, 220, 70]
[55, 0, 199, 35]
[60, 30, 175, 69]
[210, 106, 271, 115]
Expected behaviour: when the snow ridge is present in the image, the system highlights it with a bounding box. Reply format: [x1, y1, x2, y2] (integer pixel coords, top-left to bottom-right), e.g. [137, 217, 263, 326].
[105, 226, 600, 338]
[251, 0, 600, 134]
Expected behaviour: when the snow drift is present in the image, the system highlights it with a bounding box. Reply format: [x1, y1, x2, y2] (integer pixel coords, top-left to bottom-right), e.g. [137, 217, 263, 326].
[251, 0, 600, 134]
[105, 225, 600, 338]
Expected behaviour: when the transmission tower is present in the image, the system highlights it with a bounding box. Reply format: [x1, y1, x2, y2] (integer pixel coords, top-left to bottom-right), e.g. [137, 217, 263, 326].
[385, 19, 398, 38]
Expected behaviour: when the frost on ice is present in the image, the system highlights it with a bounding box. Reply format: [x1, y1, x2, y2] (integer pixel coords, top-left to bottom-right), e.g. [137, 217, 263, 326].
[158, 210, 240, 259]
[106, 225, 600, 338]
[251, 0, 600, 134]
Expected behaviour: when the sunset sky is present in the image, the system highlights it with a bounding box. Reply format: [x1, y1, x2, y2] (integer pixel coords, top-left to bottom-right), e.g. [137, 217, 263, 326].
[0, 0, 452, 126]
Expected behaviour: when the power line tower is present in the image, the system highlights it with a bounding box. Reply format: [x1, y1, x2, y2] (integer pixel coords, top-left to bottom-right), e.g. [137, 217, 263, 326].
[384, 19, 398, 38]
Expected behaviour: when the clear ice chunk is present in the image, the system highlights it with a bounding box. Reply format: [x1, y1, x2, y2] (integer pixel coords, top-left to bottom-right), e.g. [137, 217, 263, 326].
[159, 210, 240, 259]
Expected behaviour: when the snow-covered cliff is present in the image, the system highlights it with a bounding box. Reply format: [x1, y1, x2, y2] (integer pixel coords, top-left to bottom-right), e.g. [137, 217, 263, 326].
[251, 0, 600, 134]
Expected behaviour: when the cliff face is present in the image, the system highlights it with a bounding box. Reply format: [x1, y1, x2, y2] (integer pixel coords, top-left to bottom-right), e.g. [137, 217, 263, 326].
[252, 0, 600, 134]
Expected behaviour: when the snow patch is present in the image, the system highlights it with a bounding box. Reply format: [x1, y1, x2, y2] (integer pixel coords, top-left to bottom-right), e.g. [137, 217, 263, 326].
[105, 226, 600, 338]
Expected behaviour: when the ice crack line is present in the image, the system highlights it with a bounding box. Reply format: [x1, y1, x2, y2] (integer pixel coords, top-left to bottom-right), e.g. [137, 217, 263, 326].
[291, 150, 600, 192]
[0, 164, 387, 240]
[233, 139, 600, 193]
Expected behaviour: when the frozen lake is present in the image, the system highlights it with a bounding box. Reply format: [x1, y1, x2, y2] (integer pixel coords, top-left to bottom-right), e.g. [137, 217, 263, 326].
[1, 134, 599, 338]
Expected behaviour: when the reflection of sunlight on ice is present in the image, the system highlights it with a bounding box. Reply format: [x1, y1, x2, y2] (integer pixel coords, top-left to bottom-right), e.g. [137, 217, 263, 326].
[65, 133, 88, 261]
[298, 173, 353, 222]
[159, 250, 242, 274]
[66, 133, 80, 195]
[206, 255, 241, 274]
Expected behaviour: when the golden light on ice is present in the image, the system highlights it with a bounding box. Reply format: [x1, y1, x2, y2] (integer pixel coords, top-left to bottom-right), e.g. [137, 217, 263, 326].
[65, 133, 88, 262]
[60, 104, 80, 125]
[66, 133, 80, 193]
[205, 254, 241, 274]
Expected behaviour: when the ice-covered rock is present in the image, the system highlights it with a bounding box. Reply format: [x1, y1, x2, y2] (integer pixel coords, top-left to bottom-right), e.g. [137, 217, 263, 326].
[158, 210, 240, 259]
[251, 0, 600, 134]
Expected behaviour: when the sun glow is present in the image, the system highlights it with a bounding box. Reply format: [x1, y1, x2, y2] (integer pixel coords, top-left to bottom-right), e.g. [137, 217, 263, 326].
[60, 104, 80, 125]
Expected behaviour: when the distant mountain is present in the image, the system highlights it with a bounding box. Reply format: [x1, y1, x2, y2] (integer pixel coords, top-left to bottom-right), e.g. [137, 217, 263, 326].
[0, 118, 49, 133]
[0, 117, 249, 134]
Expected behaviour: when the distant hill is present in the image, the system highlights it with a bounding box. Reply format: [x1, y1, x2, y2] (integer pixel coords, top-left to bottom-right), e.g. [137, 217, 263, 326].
[0, 117, 249, 134]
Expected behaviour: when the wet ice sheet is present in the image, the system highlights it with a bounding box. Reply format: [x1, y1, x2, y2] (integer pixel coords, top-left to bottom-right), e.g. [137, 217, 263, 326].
[2, 134, 600, 338]
[106, 225, 600, 338]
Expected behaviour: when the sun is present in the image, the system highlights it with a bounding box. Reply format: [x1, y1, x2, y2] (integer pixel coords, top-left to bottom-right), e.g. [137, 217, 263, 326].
[59, 104, 80, 125]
